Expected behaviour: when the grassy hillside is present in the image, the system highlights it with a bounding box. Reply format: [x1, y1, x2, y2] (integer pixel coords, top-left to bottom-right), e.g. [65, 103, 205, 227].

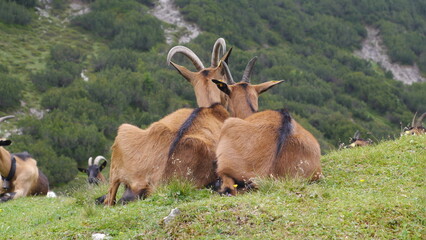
[0, 134, 424, 239]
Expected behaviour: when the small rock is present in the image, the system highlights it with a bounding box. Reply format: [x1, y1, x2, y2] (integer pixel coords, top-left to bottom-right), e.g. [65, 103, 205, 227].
[92, 233, 111, 240]
[163, 208, 181, 225]
[47, 191, 57, 198]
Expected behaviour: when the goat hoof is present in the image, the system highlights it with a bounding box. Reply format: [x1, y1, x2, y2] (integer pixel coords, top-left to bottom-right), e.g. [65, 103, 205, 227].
[95, 194, 106, 205]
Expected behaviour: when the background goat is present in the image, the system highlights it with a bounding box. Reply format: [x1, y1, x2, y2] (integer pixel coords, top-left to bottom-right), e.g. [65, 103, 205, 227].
[78, 156, 107, 184]
[344, 130, 373, 148]
[212, 58, 322, 196]
[0, 116, 49, 202]
[403, 112, 426, 135]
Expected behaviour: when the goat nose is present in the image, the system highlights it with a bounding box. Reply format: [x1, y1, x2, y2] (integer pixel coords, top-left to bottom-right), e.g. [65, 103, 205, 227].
[88, 178, 97, 184]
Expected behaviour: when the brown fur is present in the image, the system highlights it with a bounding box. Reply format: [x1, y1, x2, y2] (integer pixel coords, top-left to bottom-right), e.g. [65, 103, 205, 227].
[210, 61, 321, 195]
[346, 139, 372, 148]
[0, 145, 49, 202]
[170, 59, 231, 108]
[216, 111, 322, 195]
[104, 105, 229, 205]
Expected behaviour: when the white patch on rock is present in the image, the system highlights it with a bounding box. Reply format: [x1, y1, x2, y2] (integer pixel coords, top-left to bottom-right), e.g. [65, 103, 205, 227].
[81, 69, 89, 81]
[150, 0, 201, 44]
[29, 108, 47, 120]
[354, 26, 426, 85]
[70, 0, 91, 16]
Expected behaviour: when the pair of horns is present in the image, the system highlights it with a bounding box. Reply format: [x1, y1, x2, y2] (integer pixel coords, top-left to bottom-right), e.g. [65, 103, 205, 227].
[88, 156, 107, 166]
[224, 56, 258, 85]
[411, 112, 426, 128]
[0, 115, 15, 123]
[353, 130, 360, 139]
[167, 38, 227, 71]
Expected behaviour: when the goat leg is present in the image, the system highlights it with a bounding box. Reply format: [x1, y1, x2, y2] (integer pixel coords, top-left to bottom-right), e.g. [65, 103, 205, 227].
[0, 192, 16, 202]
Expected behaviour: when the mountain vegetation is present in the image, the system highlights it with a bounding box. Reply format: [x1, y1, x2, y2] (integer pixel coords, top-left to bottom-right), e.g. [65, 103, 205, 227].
[0, 0, 425, 188]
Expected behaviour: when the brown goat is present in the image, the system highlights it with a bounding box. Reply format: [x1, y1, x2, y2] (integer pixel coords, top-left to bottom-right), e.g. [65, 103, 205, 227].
[403, 112, 426, 136]
[0, 116, 49, 202]
[212, 59, 322, 195]
[101, 39, 233, 205]
[102, 58, 281, 205]
[167, 37, 232, 107]
[78, 156, 107, 184]
[104, 104, 229, 205]
[344, 131, 373, 148]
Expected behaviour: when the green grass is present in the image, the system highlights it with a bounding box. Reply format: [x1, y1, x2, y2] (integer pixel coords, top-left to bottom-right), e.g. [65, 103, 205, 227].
[0, 135, 424, 239]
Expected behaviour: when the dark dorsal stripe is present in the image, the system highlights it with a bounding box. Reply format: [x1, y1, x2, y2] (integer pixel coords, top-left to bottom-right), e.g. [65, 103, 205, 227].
[275, 109, 293, 159]
[168, 107, 204, 158]
[13, 152, 31, 161]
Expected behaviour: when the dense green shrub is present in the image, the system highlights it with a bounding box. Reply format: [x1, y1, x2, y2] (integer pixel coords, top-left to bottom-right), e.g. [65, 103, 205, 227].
[93, 48, 139, 72]
[0, 0, 33, 25]
[71, 0, 164, 51]
[402, 82, 426, 113]
[0, 73, 24, 109]
[31, 45, 84, 92]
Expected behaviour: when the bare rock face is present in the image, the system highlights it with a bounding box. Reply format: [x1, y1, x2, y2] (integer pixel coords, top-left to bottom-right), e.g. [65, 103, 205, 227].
[150, 0, 201, 44]
[354, 26, 426, 85]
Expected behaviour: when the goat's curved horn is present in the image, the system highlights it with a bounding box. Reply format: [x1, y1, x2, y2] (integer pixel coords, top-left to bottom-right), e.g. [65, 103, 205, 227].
[211, 38, 226, 67]
[221, 61, 235, 85]
[241, 57, 258, 83]
[94, 155, 107, 165]
[167, 46, 205, 71]
[88, 157, 93, 166]
[411, 112, 417, 127]
[353, 130, 360, 139]
[415, 112, 426, 127]
[0, 115, 15, 123]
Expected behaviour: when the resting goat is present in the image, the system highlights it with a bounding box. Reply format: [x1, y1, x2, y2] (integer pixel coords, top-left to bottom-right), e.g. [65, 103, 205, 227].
[103, 58, 282, 205]
[0, 116, 49, 202]
[344, 131, 373, 149]
[212, 58, 322, 196]
[403, 112, 426, 136]
[78, 156, 107, 184]
[167, 37, 232, 107]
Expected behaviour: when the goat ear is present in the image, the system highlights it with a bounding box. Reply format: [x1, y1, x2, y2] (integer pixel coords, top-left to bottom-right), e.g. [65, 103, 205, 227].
[78, 168, 88, 174]
[0, 139, 12, 146]
[212, 79, 231, 96]
[99, 161, 107, 171]
[254, 80, 284, 94]
[169, 61, 195, 83]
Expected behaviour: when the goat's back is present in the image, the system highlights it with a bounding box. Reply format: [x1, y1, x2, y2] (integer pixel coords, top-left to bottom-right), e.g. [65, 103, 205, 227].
[217, 110, 321, 180]
[166, 104, 229, 186]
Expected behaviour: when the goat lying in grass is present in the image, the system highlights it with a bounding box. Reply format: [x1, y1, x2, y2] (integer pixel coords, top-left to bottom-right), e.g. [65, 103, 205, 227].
[403, 112, 426, 136]
[211, 58, 322, 196]
[0, 116, 49, 202]
[102, 57, 282, 205]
